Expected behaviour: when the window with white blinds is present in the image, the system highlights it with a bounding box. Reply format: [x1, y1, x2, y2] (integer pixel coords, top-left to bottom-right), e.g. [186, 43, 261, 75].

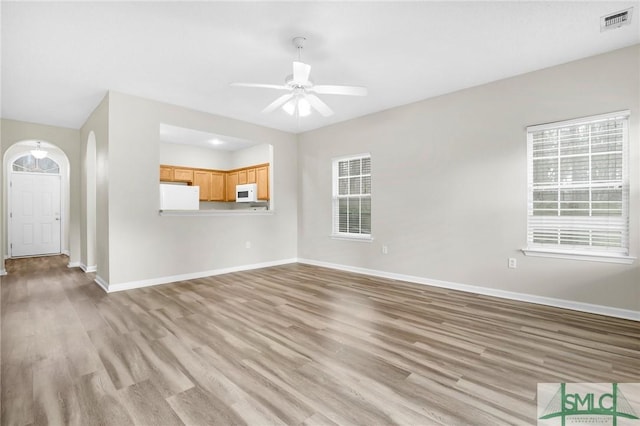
[526, 111, 630, 259]
[332, 154, 371, 239]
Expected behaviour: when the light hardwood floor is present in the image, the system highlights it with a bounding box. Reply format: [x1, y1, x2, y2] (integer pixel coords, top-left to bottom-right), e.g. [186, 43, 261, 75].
[1, 255, 638, 425]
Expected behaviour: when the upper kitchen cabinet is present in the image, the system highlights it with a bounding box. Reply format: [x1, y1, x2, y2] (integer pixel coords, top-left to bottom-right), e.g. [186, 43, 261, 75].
[247, 168, 256, 184]
[226, 171, 238, 201]
[210, 172, 226, 201]
[193, 170, 212, 201]
[160, 165, 174, 182]
[238, 169, 248, 185]
[173, 168, 194, 184]
[256, 165, 269, 200]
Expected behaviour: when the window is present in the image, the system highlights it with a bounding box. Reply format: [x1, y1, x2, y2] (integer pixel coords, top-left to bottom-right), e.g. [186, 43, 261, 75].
[332, 154, 371, 239]
[525, 111, 631, 261]
[12, 154, 60, 174]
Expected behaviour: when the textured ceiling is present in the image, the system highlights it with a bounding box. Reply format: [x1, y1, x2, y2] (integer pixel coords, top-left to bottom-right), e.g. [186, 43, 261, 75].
[2, 1, 639, 134]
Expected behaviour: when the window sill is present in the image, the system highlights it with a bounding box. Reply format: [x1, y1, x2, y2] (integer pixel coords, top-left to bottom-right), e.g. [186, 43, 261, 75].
[522, 248, 636, 264]
[331, 234, 374, 243]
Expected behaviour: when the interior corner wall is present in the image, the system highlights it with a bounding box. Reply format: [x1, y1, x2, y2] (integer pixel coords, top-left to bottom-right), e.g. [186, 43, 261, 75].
[0, 119, 82, 266]
[297, 44, 640, 313]
[104, 92, 298, 287]
[80, 93, 109, 281]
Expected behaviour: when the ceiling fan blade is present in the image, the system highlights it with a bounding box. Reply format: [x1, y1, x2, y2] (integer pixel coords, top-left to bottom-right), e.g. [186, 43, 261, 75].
[262, 93, 294, 114]
[292, 61, 311, 85]
[306, 94, 334, 117]
[231, 83, 289, 90]
[310, 85, 368, 96]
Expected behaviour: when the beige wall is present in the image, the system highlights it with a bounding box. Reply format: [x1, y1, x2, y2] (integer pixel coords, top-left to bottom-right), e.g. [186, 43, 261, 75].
[298, 45, 640, 313]
[1, 119, 82, 267]
[105, 92, 298, 286]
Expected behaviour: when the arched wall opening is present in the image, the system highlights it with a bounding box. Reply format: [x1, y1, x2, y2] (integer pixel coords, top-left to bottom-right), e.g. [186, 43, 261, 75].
[3, 140, 72, 267]
[85, 131, 97, 271]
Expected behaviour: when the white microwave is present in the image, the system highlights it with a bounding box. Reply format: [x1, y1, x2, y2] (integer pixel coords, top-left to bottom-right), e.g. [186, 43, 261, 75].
[236, 183, 257, 202]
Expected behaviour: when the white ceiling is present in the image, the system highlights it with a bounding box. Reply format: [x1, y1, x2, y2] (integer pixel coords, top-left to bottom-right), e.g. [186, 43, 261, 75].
[2, 1, 639, 134]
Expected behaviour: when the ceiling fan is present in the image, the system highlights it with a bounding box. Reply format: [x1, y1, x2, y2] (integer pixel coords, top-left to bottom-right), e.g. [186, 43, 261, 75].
[231, 37, 367, 117]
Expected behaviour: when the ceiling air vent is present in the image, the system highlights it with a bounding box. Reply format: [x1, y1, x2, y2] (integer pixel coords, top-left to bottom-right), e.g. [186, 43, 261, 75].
[601, 8, 633, 32]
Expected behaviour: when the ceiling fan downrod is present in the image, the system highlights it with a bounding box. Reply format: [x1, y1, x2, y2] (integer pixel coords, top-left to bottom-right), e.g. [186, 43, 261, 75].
[292, 36, 306, 62]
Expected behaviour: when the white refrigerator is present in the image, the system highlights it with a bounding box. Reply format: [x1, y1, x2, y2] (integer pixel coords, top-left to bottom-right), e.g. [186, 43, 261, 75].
[159, 184, 199, 210]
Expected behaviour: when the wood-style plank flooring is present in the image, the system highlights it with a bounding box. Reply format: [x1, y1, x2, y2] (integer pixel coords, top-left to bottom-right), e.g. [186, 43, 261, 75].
[1, 255, 638, 425]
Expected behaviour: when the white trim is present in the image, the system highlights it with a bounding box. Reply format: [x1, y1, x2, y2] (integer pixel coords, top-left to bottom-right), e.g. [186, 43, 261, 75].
[62, 249, 70, 256]
[297, 258, 640, 322]
[94, 275, 109, 292]
[159, 210, 273, 216]
[331, 234, 374, 242]
[0, 269, 6, 276]
[67, 261, 81, 268]
[526, 110, 630, 132]
[96, 258, 298, 293]
[80, 263, 97, 273]
[331, 152, 372, 163]
[522, 248, 636, 264]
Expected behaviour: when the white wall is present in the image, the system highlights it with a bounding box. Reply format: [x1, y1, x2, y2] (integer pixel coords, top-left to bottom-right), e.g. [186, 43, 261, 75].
[159, 141, 271, 171]
[297, 45, 640, 313]
[229, 143, 271, 170]
[159, 142, 232, 170]
[104, 92, 297, 287]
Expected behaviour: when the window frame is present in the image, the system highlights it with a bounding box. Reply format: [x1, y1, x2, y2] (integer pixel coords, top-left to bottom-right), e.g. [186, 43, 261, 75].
[12, 154, 60, 174]
[523, 110, 635, 264]
[331, 153, 372, 241]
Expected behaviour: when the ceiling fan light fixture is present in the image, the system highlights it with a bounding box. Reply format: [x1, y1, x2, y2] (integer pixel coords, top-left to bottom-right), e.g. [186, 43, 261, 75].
[282, 98, 297, 115]
[31, 142, 48, 159]
[297, 97, 311, 117]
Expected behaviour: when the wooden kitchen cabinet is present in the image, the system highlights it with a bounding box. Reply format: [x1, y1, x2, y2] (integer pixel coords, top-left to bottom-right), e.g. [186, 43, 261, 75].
[210, 172, 225, 201]
[160, 165, 173, 182]
[193, 171, 211, 201]
[256, 165, 269, 200]
[160, 163, 268, 202]
[226, 171, 238, 201]
[247, 168, 256, 184]
[238, 169, 247, 185]
[173, 168, 193, 183]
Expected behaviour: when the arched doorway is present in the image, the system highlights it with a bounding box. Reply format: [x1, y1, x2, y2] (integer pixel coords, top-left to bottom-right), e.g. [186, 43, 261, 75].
[3, 141, 71, 259]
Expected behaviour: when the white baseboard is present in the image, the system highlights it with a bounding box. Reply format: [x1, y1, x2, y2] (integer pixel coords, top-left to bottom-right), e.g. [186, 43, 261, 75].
[67, 261, 81, 268]
[100, 258, 299, 293]
[80, 264, 97, 273]
[94, 275, 109, 292]
[0, 269, 6, 276]
[297, 258, 640, 322]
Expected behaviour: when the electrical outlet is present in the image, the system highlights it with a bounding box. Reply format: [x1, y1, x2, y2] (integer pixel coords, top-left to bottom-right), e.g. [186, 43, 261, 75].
[508, 258, 517, 269]
[382, 245, 389, 255]
[245, 241, 251, 249]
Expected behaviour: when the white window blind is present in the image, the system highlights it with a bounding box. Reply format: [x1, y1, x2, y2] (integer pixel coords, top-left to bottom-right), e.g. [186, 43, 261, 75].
[526, 111, 630, 257]
[332, 154, 371, 239]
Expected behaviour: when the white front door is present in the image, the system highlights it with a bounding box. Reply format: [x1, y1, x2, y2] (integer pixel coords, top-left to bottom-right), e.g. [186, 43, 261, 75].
[10, 173, 61, 257]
